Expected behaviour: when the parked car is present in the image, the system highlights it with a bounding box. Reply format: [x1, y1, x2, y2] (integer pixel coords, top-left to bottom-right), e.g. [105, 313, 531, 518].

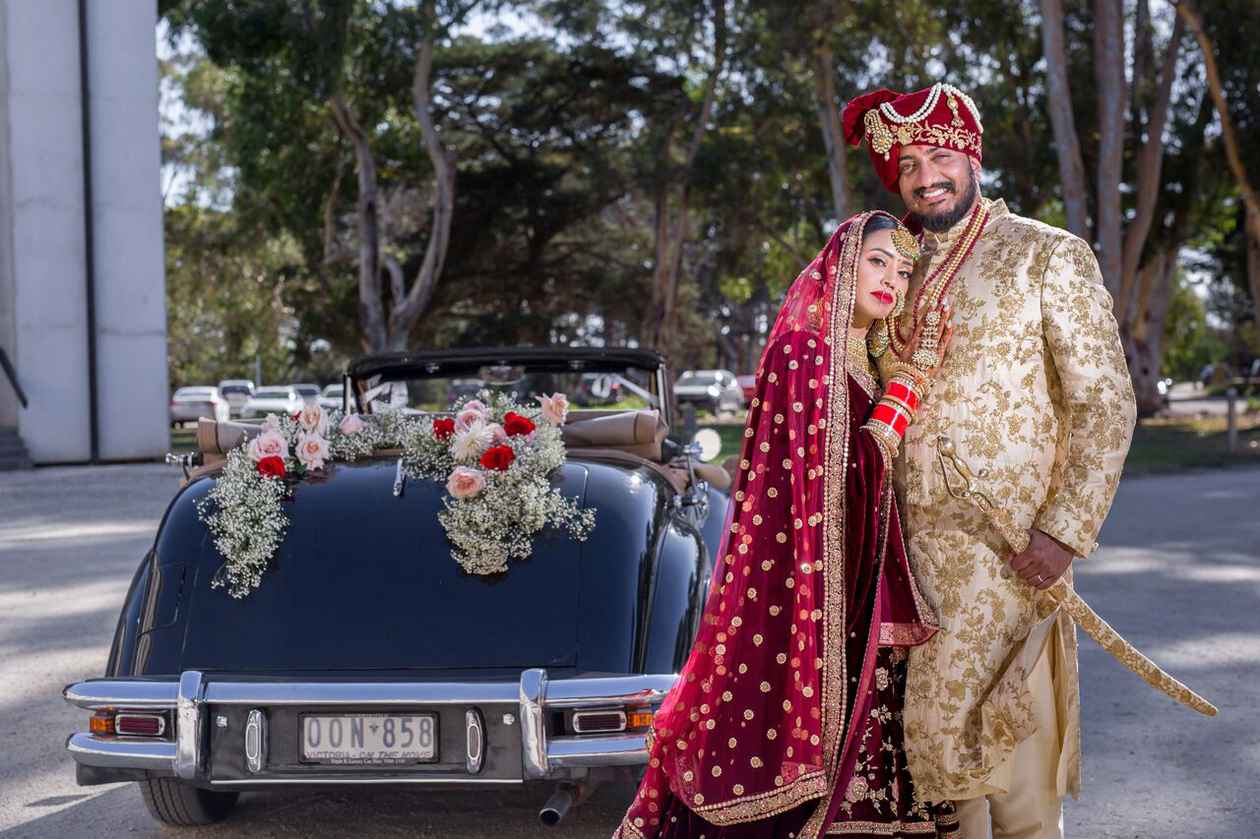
[736, 374, 756, 404]
[239, 386, 304, 419]
[1156, 377, 1173, 408]
[291, 383, 321, 404]
[319, 383, 344, 412]
[63, 346, 729, 829]
[216, 379, 255, 418]
[673, 368, 744, 415]
[169, 387, 230, 427]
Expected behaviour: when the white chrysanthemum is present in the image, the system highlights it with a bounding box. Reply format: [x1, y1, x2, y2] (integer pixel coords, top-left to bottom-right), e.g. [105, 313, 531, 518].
[450, 419, 493, 462]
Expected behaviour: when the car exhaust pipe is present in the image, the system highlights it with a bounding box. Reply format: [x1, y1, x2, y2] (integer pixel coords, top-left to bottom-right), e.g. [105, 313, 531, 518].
[539, 782, 580, 827]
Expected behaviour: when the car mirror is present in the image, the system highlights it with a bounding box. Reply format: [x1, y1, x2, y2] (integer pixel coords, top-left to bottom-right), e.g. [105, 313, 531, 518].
[690, 428, 722, 462]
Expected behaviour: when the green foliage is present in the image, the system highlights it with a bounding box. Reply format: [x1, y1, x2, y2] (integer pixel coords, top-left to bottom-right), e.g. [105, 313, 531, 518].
[1162, 273, 1227, 381]
[157, 0, 1260, 385]
[165, 204, 300, 387]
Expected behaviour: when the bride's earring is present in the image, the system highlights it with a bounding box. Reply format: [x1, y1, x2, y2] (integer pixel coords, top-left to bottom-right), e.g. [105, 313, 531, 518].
[868, 320, 890, 358]
[891, 288, 906, 319]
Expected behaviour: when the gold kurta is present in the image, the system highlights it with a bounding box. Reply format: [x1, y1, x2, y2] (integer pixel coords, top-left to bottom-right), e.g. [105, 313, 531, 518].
[893, 198, 1137, 802]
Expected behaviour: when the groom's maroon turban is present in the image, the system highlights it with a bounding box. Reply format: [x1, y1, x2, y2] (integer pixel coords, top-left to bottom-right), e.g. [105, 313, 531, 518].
[841, 83, 984, 192]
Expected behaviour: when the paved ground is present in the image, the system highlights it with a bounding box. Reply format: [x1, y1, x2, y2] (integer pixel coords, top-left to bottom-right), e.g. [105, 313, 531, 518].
[1, 462, 1257, 837]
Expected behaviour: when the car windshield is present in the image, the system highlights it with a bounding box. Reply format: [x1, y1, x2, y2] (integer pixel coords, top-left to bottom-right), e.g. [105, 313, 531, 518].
[253, 389, 291, 400]
[677, 373, 718, 387]
[292, 385, 320, 397]
[175, 387, 214, 398]
[322, 385, 343, 397]
[219, 385, 251, 396]
[355, 367, 657, 415]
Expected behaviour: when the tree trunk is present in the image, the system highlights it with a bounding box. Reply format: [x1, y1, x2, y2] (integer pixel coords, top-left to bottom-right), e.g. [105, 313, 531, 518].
[648, 0, 727, 355]
[1249, 204, 1260, 332]
[1093, 0, 1126, 295]
[1118, 13, 1184, 324]
[387, 28, 457, 351]
[1174, 0, 1260, 329]
[1038, 0, 1090, 240]
[1123, 251, 1177, 417]
[329, 93, 387, 353]
[812, 44, 849, 222]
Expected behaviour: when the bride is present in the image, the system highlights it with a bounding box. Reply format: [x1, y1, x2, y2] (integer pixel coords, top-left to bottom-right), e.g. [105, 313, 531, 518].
[614, 211, 959, 838]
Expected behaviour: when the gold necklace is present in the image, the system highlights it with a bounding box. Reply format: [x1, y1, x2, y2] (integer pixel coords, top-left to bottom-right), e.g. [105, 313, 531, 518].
[846, 332, 876, 384]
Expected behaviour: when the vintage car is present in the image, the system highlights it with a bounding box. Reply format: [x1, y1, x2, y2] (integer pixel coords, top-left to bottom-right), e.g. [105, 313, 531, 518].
[63, 346, 730, 828]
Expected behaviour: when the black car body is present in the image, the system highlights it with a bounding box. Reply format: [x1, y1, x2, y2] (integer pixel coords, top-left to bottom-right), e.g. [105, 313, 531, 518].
[63, 347, 729, 827]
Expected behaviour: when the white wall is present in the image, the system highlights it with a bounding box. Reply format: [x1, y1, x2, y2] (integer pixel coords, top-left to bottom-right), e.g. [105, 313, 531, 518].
[0, 0, 167, 463]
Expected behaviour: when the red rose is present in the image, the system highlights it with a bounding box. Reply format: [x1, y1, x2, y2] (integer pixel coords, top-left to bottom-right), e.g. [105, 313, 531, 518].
[503, 411, 536, 437]
[433, 417, 456, 440]
[257, 455, 287, 479]
[479, 444, 516, 471]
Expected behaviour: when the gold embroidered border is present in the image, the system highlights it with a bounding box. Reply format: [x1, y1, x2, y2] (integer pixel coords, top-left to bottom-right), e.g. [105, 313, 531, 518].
[798, 210, 872, 839]
[694, 771, 828, 826]
[825, 819, 943, 835]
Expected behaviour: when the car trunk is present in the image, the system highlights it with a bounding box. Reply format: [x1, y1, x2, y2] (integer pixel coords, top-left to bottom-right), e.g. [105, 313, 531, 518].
[179, 459, 590, 673]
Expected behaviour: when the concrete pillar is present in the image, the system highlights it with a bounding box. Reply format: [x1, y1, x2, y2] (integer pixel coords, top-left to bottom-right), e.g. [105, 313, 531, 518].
[0, 0, 167, 463]
[86, 0, 168, 460]
[0, 0, 92, 462]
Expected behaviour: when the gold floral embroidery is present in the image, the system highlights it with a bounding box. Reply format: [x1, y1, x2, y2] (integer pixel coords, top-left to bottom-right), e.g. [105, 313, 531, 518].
[894, 199, 1135, 802]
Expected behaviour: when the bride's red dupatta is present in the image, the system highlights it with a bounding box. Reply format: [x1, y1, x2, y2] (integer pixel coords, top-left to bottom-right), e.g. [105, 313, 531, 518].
[614, 212, 938, 839]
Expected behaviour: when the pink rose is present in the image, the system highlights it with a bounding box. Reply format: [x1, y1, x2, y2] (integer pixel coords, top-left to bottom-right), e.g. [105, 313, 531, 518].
[248, 430, 289, 462]
[446, 466, 486, 499]
[538, 392, 569, 426]
[485, 422, 509, 445]
[338, 414, 366, 436]
[462, 399, 487, 414]
[298, 403, 327, 435]
[455, 406, 485, 431]
[295, 432, 330, 470]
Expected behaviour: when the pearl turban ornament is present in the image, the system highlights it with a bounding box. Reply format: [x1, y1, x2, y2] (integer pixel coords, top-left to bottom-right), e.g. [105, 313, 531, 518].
[841, 83, 984, 192]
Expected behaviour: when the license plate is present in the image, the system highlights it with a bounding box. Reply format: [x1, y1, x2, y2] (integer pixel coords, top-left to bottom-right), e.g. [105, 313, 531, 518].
[300, 714, 438, 765]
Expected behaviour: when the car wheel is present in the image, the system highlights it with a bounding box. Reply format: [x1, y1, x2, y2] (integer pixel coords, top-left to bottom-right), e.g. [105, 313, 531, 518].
[139, 777, 239, 826]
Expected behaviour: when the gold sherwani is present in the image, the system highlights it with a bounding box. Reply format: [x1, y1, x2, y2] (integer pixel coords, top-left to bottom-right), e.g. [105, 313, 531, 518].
[894, 198, 1137, 802]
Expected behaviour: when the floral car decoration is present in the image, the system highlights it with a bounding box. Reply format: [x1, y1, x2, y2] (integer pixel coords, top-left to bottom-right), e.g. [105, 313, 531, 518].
[197, 391, 596, 598]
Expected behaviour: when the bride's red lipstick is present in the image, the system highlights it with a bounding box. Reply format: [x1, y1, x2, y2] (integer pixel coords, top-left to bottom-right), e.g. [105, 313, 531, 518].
[872, 290, 894, 305]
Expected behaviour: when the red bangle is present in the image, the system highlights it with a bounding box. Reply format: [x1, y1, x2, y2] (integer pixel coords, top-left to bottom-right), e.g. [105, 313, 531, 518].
[886, 379, 920, 412]
[870, 401, 911, 437]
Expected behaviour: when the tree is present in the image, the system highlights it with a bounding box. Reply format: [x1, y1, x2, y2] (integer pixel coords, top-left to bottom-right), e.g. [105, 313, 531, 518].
[165, 0, 483, 353]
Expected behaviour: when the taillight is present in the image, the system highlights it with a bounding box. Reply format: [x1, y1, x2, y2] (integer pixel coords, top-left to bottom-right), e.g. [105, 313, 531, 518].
[625, 707, 655, 731]
[88, 710, 169, 737]
[116, 713, 166, 736]
[568, 705, 656, 734]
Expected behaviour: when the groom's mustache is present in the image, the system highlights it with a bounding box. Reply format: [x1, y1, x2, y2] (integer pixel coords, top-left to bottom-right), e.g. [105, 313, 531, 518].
[914, 181, 956, 200]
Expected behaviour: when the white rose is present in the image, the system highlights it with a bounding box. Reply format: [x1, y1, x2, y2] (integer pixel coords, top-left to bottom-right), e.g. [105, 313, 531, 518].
[298, 403, 327, 435]
[295, 432, 330, 470]
[538, 392, 569, 426]
[248, 430, 289, 462]
[446, 466, 487, 499]
[455, 406, 486, 431]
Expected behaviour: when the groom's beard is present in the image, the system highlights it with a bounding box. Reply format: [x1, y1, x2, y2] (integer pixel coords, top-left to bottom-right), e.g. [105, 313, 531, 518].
[910, 169, 980, 233]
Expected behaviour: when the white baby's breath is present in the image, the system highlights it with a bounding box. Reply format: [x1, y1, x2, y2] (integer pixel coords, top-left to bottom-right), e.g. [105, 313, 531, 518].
[197, 393, 596, 596]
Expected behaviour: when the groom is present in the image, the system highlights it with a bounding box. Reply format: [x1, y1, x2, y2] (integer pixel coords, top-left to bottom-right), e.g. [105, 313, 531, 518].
[841, 84, 1137, 838]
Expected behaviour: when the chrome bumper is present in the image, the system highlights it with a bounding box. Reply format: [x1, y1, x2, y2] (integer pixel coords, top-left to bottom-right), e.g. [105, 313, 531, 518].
[63, 668, 673, 783]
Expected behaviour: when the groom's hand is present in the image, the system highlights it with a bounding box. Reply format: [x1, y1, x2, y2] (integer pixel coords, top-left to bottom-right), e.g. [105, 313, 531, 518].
[1008, 529, 1075, 590]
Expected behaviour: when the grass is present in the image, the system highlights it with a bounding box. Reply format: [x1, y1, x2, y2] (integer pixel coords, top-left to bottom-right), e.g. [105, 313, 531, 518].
[1124, 413, 1260, 474]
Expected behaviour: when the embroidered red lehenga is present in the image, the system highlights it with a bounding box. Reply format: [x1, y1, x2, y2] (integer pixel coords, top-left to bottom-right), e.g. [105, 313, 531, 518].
[614, 213, 959, 839]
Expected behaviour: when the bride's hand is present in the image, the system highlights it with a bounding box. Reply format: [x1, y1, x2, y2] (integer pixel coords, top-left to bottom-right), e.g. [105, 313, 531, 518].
[900, 300, 954, 380]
